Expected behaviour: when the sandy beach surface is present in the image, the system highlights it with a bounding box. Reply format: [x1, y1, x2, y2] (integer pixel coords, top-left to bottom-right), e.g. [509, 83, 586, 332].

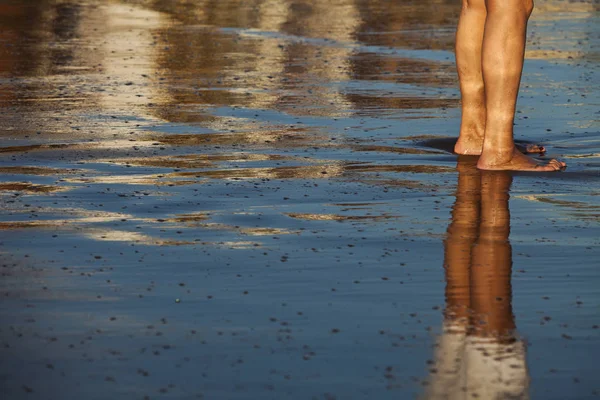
[1, 0, 599, 399]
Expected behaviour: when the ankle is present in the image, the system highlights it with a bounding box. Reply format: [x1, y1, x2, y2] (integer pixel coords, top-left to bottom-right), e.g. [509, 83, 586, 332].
[459, 114, 486, 137]
[481, 141, 516, 160]
[481, 133, 516, 152]
[459, 125, 485, 138]
[482, 142, 515, 152]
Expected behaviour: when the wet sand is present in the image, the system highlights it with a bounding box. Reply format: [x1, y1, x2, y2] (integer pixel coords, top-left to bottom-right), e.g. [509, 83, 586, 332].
[1, 0, 599, 399]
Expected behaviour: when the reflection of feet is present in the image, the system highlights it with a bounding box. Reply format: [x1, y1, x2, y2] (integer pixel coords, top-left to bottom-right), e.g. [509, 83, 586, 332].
[455, 136, 546, 156]
[477, 147, 566, 171]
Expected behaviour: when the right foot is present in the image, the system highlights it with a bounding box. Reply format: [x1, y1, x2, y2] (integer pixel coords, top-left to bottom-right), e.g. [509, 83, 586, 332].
[477, 147, 566, 171]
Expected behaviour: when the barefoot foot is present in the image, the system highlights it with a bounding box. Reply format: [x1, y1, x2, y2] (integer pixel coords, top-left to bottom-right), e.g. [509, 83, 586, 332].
[477, 147, 566, 171]
[516, 143, 546, 154]
[454, 135, 483, 155]
[455, 138, 546, 156]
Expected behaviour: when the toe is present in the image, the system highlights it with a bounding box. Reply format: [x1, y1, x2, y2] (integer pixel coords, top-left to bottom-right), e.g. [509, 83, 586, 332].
[548, 159, 566, 170]
[526, 144, 546, 154]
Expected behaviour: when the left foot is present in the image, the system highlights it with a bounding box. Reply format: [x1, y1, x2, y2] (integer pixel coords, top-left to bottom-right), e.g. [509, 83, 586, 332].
[454, 134, 484, 155]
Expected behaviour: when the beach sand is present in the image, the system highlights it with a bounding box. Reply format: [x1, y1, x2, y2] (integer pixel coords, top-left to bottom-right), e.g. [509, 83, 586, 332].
[1, 0, 599, 399]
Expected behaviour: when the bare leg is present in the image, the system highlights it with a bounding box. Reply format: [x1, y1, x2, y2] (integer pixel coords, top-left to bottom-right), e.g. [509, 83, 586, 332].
[477, 0, 565, 171]
[454, 0, 486, 155]
[454, 0, 545, 156]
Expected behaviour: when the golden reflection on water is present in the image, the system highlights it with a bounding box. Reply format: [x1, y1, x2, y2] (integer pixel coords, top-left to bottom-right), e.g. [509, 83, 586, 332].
[96, 153, 300, 169]
[197, 222, 299, 236]
[0, 0, 594, 113]
[0, 2, 597, 396]
[285, 212, 399, 222]
[0, 166, 78, 175]
[83, 228, 262, 248]
[0, 0, 597, 243]
[425, 157, 529, 399]
[1, 0, 592, 151]
[0, 182, 68, 193]
[95, 3, 172, 110]
[82, 229, 196, 246]
[140, 0, 463, 123]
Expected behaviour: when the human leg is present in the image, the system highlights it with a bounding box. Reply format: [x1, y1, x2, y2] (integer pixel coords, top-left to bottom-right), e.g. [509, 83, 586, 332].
[454, 0, 544, 156]
[454, 0, 487, 155]
[477, 0, 565, 171]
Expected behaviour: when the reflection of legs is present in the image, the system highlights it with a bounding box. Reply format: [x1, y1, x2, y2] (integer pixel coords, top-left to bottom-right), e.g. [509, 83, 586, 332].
[428, 163, 530, 399]
[424, 157, 480, 399]
[466, 173, 530, 398]
[477, 0, 565, 171]
[470, 171, 515, 338]
[443, 156, 480, 327]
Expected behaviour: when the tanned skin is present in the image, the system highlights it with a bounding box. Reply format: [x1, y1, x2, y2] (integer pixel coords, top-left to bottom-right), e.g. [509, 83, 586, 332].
[454, 0, 566, 171]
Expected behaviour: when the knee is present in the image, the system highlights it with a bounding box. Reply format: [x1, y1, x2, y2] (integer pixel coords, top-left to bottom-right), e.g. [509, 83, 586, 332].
[524, 0, 534, 17]
[486, 0, 534, 18]
[462, 0, 486, 12]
